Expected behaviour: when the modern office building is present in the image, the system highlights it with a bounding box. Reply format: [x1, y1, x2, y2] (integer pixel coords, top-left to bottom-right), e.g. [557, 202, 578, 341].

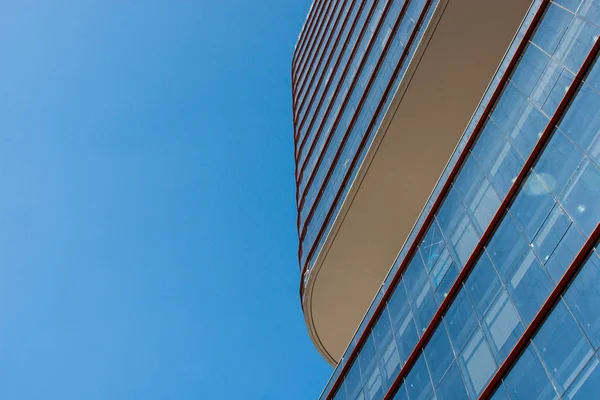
[291, 0, 600, 398]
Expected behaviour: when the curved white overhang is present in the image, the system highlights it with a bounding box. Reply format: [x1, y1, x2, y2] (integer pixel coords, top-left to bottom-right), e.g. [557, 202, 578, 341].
[302, 0, 533, 365]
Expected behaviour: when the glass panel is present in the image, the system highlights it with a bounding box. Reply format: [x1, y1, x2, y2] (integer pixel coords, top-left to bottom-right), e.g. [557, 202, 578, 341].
[590, 133, 600, 165]
[392, 384, 409, 400]
[511, 172, 556, 241]
[333, 382, 348, 400]
[558, 84, 600, 152]
[447, 215, 481, 267]
[345, 359, 364, 400]
[444, 289, 478, 354]
[359, 336, 384, 400]
[503, 346, 559, 399]
[465, 251, 503, 317]
[486, 214, 530, 280]
[429, 247, 453, 289]
[534, 130, 584, 197]
[453, 156, 486, 207]
[490, 383, 511, 400]
[403, 255, 430, 306]
[579, 0, 600, 25]
[506, 249, 554, 325]
[532, 204, 572, 264]
[531, 58, 563, 109]
[472, 120, 509, 174]
[388, 283, 419, 363]
[424, 324, 454, 386]
[481, 289, 524, 364]
[584, 48, 600, 92]
[431, 248, 458, 304]
[511, 43, 551, 96]
[554, 15, 600, 73]
[469, 177, 502, 235]
[563, 355, 600, 399]
[491, 82, 528, 136]
[458, 328, 497, 398]
[532, 3, 574, 55]
[532, 300, 595, 395]
[562, 159, 600, 236]
[545, 224, 586, 282]
[420, 219, 446, 272]
[508, 102, 549, 160]
[405, 353, 434, 400]
[541, 68, 574, 117]
[564, 252, 600, 350]
[402, 257, 438, 333]
[435, 362, 469, 400]
[436, 187, 466, 238]
[411, 283, 437, 335]
[372, 308, 401, 390]
[489, 141, 525, 198]
[454, 156, 502, 233]
[553, 0, 581, 13]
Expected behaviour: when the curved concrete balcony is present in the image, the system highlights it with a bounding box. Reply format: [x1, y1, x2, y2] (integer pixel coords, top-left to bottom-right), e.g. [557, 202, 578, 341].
[302, 0, 533, 365]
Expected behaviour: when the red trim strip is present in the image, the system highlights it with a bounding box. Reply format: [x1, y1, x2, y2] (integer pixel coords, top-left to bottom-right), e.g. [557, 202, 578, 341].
[293, 59, 301, 202]
[293, 0, 340, 109]
[293, 0, 326, 75]
[293, 1, 333, 91]
[293, 7, 338, 116]
[295, 0, 389, 173]
[317, 1, 549, 397]
[294, 0, 359, 164]
[292, 4, 316, 70]
[292, 0, 374, 207]
[293, 1, 328, 120]
[298, 0, 428, 276]
[293, 0, 372, 163]
[296, 0, 410, 233]
[294, 0, 358, 145]
[294, 0, 360, 159]
[479, 223, 600, 399]
[294, 0, 354, 140]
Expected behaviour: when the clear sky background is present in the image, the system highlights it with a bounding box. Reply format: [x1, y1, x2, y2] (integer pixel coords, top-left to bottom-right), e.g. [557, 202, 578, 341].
[0, 0, 332, 398]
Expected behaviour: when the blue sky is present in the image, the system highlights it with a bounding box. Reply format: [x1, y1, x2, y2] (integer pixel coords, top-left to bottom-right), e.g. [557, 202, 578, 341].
[0, 0, 331, 398]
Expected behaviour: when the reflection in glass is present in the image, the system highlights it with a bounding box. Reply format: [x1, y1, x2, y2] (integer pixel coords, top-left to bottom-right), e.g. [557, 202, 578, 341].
[444, 289, 478, 354]
[482, 289, 524, 364]
[562, 160, 600, 236]
[506, 250, 554, 325]
[564, 253, 600, 349]
[486, 214, 529, 280]
[563, 355, 600, 399]
[544, 224, 586, 282]
[424, 324, 454, 386]
[533, 300, 594, 395]
[372, 308, 401, 390]
[458, 328, 497, 398]
[503, 346, 558, 399]
[435, 362, 469, 400]
[532, 203, 572, 264]
[465, 252, 503, 317]
[405, 353, 433, 400]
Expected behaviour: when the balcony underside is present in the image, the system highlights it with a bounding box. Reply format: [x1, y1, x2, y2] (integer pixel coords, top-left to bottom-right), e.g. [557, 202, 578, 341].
[303, 0, 533, 365]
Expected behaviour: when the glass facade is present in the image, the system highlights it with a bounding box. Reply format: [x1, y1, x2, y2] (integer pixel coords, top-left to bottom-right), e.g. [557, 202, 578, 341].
[290, 0, 600, 399]
[495, 249, 600, 400]
[291, 0, 441, 283]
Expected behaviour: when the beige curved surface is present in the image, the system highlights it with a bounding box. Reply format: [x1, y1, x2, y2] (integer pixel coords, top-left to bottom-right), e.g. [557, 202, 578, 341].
[302, 0, 533, 365]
